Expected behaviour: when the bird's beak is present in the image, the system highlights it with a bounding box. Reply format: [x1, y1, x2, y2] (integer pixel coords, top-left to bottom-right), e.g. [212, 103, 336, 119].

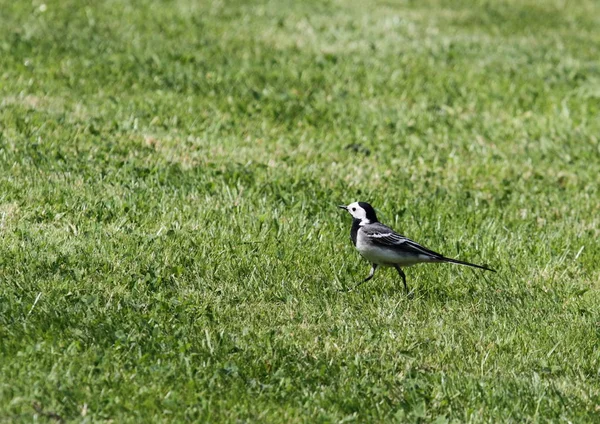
[338, 205, 348, 210]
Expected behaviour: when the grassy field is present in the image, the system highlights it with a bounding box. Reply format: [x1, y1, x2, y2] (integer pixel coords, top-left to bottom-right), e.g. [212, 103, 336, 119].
[1, 0, 600, 422]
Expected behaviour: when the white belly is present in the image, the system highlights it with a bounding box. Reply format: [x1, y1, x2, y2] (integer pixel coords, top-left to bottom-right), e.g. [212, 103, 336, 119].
[356, 230, 433, 267]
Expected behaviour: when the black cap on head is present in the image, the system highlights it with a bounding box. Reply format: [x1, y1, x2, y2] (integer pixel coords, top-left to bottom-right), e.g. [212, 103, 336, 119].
[358, 202, 378, 222]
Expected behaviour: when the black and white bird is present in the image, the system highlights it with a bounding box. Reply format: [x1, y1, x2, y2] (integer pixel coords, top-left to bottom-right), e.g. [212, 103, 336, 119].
[339, 201, 495, 293]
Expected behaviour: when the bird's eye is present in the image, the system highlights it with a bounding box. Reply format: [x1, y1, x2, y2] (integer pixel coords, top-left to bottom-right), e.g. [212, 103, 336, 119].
[352, 207, 356, 211]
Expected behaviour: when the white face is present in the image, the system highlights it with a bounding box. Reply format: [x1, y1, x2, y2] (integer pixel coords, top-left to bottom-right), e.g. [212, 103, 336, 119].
[344, 202, 369, 222]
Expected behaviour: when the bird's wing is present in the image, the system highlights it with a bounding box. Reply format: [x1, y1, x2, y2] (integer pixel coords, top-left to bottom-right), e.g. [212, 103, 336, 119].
[361, 223, 444, 259]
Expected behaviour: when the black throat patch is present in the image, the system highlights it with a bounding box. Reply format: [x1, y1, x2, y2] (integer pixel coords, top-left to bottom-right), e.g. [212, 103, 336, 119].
[350, 219, 361, 246]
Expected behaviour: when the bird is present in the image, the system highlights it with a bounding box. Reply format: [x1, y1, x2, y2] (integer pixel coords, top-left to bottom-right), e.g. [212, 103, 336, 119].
[338, 201, 495, 293]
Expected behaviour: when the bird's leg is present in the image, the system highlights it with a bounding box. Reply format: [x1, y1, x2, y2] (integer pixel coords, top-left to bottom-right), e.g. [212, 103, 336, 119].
[394, 265, 408, 294]
[362, 263, 378, 284]
[345, 264, 377, 292]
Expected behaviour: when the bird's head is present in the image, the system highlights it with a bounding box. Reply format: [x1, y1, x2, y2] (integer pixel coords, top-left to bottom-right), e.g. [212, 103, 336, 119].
[338, 201, 378, 224]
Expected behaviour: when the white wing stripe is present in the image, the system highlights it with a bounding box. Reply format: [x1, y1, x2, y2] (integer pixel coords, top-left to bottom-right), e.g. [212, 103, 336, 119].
[366, 231, 442, 258]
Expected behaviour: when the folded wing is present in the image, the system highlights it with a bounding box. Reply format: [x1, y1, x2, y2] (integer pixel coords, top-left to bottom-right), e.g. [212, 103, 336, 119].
[361, 223, 496, 272]
[362, 224, 444, 260]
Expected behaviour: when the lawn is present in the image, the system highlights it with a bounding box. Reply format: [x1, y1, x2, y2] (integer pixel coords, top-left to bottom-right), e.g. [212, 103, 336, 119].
[1, 0, 600, 422]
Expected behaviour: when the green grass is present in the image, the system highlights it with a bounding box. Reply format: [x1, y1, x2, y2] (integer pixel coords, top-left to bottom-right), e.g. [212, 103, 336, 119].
[1, 0, 600, 421]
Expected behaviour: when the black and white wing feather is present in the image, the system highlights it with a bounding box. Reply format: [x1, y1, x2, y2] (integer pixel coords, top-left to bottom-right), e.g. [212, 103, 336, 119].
[361, 223, 444, 259]
[361, 222, 495, 271]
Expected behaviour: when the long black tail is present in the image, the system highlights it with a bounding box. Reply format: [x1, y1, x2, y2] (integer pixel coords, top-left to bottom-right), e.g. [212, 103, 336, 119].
[442, 257, 496, 272]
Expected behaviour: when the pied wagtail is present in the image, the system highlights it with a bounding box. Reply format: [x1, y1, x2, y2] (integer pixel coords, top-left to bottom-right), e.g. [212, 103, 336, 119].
[339, 202, 495, 293]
